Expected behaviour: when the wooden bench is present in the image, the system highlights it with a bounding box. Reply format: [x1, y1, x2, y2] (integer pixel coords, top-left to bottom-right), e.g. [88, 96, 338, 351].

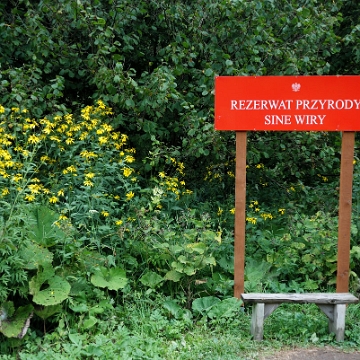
[241, 293, 359, 341]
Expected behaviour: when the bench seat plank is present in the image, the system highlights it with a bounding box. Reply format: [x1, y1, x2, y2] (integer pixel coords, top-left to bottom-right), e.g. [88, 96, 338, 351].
[241, 293, 358, 304]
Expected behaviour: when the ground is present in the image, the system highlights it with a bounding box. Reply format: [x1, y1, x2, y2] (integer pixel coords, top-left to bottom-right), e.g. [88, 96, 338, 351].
[261, 346, 360, 360]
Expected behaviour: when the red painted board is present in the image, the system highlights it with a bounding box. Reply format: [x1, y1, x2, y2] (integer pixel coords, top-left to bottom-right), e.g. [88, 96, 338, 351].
[215, 76, 360, 131]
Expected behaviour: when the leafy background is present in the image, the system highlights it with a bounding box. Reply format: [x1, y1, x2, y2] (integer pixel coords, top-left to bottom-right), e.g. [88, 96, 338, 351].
[0, 0, 360, 358]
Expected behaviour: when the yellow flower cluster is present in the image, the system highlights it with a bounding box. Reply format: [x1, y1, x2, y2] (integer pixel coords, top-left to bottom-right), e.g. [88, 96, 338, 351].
[0, 102, 137, 217]
[204, 159, 235, 182]
[154, 156, 192, 201]
[246, 217, 257, 224]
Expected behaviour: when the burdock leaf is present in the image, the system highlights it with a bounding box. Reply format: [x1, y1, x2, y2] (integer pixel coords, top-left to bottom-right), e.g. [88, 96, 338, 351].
[90, 267, 127, 291]
[29, 265, 70, 306]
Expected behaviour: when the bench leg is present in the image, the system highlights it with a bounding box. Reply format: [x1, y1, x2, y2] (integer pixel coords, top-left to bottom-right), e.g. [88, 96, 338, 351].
[330, 304, 346, 342]
[251, 303, 280, 341]
[318, 303, 346, 341]
[251, 303, 264, 341]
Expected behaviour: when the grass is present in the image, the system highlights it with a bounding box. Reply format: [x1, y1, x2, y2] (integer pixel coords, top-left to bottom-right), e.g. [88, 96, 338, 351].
[1, 296, 359, 359]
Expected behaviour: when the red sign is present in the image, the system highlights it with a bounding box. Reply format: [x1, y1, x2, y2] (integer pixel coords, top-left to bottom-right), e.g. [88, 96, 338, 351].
[215, 76, 360, 131]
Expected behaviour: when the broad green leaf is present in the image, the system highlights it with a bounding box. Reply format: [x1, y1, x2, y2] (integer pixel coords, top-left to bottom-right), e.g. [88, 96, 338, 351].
[164, 270, 182, 282]
[29, 265, 71, 306]
[28, 206, 66, 247]
[183, 266, 196, 276]
[185, 242, 206, 254]
[192, 296, 220, 315]
[34, 304, 62, 320]
[91, 267, 127, 291]
[162, 300, 183, 318]
[206, 298, 242, 319]
[139, 271, 164, 289]
[19, 243, 53, 269]
[81, 316, 97, 330]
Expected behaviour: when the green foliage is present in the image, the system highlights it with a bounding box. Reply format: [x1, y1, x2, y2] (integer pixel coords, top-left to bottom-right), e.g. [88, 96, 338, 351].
[0, 0, 351, 183]
[0, 303, 33, 339]
[192, 296, 242, 319]
[29, 265, 71, 306]
[90, 267, 127, 291]
[0, 0, 360, 354]
[246, 211, 360, 292]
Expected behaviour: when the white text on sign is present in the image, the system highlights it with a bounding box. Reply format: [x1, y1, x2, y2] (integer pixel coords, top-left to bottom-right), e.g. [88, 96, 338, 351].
[230, 99, 360, 126]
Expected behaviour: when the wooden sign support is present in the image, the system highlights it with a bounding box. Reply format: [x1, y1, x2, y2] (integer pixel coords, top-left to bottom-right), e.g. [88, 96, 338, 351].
[234, 131, 247, 298]
[234, 131, 356, 298]
[337, 131, 355, 293]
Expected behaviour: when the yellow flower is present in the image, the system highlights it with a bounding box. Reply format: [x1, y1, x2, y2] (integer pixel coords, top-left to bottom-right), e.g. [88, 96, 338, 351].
[59, 214, 68, 220]
[66, 165, 77, 173]
[159, 171, 166, 178]
[123, 168, 133, 177]
[49, 196, 59, 204]
[230, 208, 235, 214]
[50, 135, 61, 143]
[84, 179, 94, 187]
[115, 219, 123, 226]
[246, 217, 257, 224]
[64, 114, 73, 123]
[28, 135, 41, 144]
[65, 137, 75, 145]
[217, 207, 223, 216]
[28, 184, 42, 194]
[102, 124, 112, 132]
[260, 213, 273, 220]
[85, 172, 95, 179]
[57, 189, 65, 196]
[80, 150, 98, 159]
[25, 194, 36, 202]
[0, 105, 5, 113]
[278, 208, 286, 215]
[12, 173, 23, 182]
[126, 191, 134, 200]
[124, 155, 135, 163]
[79, 132, 89, 140]
[101, 210, 109, 217]
[2, 188, 9, 196]
[98, 136, 108, 145]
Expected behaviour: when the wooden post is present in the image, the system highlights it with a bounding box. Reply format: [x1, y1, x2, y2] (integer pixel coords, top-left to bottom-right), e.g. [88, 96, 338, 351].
[234, 131, 247, 298]
[336, 131, 355, 293]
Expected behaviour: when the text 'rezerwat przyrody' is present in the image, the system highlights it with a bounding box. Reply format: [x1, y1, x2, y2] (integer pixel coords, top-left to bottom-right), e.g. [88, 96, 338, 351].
[230, 99, 360, 126]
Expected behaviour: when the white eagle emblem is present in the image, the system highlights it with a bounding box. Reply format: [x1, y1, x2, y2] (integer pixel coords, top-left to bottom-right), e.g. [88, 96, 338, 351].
[292, 83, 301, 92]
